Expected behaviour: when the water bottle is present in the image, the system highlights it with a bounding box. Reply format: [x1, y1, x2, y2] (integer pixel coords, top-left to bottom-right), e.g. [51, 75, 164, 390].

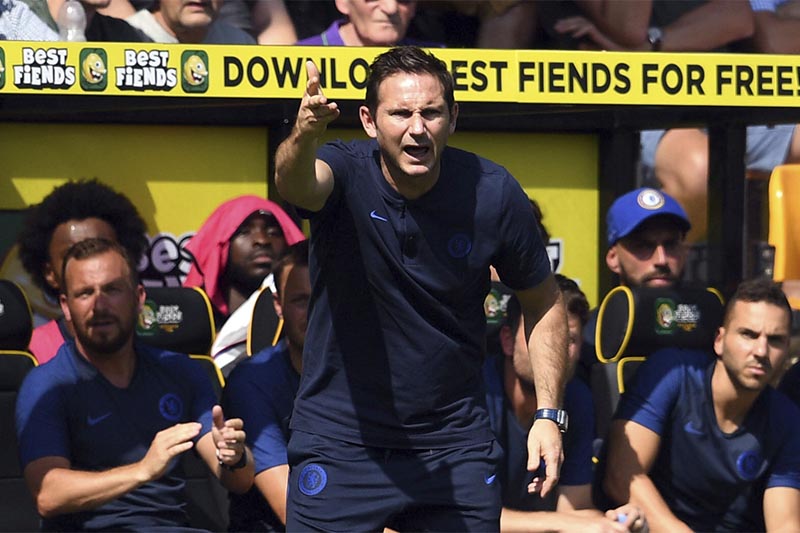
[57, 0, 87, 42]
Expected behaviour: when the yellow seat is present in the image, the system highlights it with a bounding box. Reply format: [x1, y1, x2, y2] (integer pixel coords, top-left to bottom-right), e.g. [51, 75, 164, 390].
[769, 164, 800, 309]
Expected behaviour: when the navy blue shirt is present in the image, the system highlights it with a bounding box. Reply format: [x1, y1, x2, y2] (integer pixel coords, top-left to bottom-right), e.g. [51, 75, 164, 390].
[293, 139, 551, 448]
[222, 340, 299, 532]
[616, 349, 800, 531]
[15, 340, 215, 531]
[484, 355, 594, 511]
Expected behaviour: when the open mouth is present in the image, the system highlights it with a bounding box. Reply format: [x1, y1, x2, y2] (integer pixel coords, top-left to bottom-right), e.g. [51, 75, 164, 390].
[404, 145, 430, 160]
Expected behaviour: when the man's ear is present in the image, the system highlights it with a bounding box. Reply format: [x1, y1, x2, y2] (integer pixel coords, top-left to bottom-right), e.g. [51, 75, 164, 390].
[272, 292, 283, 319]
[359, 105, 377, 139]
[713, 326, 725, 358]
[449, 103, 459, 134]
[59, 293, 71, 323]
[499, 324, 514, 358]
[44, 262, 59, 291]
[606, 246, 621, 275]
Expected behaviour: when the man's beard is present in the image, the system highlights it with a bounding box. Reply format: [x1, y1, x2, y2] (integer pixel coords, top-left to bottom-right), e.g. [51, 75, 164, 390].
[226, 261, 266, 296]
[74, 315, 132, 356]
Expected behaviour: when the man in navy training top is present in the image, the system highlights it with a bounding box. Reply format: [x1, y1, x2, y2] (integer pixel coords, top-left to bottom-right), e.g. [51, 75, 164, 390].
[603, 277, 800, 532]
[484, 278, 646, 532]
[222, 240, 310, 532]
[274, 45, 570, 531]
[15, 238, 254, 531]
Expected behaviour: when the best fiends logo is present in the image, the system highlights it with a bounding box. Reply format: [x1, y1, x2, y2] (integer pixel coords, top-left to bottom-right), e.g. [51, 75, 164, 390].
[80, 48, 107, 91]
[116, 49, 177, 91]
[14, 47, 75, 89]
[181, 50, 208, 93]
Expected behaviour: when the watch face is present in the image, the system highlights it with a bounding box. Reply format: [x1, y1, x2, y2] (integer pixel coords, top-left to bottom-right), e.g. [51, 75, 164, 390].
[648, 27, 663, 43]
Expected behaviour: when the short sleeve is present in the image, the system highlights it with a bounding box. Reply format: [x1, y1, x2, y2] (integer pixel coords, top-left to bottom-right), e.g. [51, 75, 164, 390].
[223, 364, 290, 474]
[492, 175, 551, 290]
[179, 356, 215, 438]
[766, 399, 800, 490]
[15, 369, 71, 467]
[614, 350, 686, 436]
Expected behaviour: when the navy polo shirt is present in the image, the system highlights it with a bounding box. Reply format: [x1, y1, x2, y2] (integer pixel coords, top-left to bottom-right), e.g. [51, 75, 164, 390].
[616, 349, 800, 531]
[292, 139, 551, 448]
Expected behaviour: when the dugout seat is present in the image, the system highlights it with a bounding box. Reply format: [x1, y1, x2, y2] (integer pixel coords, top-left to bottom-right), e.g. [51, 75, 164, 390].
[591, 285, 724, 440]
[246, 287, 283, 356]
[769, 164, 800, 310]
[0, 280, 40, 531]
[134, 286, 227, 531]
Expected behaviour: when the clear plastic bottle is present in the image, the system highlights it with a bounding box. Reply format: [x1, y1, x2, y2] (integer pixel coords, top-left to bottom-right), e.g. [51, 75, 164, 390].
[57, 0, 87, 42]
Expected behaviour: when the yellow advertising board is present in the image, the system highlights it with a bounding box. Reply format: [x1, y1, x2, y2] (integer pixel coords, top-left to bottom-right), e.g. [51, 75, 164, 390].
[0, 42, 798, 106]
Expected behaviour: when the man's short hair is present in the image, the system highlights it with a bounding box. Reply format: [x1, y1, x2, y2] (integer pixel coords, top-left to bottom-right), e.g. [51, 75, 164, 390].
[555, 274, 589, 327]
[18, 179, 147, 298]
[723, 276, 792, 328]
[365, 45, 455, 115]
[61, 238, 140, 294]
[273, 240, 309, 298]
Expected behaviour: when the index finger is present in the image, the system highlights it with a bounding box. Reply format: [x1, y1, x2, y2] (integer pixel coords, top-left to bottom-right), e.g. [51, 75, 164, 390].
[306, 60, 323, 98]
[538, 449, 562, 497]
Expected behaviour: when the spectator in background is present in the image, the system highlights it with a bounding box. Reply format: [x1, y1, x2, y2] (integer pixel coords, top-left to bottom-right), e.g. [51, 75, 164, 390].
[411, 0, 538, 48]
[551, 0, 800, 244]
[126, 0, 255, 44]
[601, 277, 800, 532]
[17, 179, 148, 364]
[15, 238, 254, 531]
[222, 240, 309, 532]
[577, 188, 690, 384]
[0, 0, 58, 39]
[101, 0, 296, 43]
[297, 0, 438, 46]
[183, 195, 304, 375]
[484, 279, 647, 532]
[21, 0, 147, 41]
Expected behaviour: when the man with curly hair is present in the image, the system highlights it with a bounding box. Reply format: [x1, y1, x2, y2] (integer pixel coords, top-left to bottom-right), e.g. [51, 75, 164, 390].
[17, 179, 147, 363]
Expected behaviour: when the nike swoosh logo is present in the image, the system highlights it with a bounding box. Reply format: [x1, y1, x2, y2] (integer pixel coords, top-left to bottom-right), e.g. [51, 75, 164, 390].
[370, 210, 388, 222]
[88, 412, 112, 426]
[484, 473, 496, 485]
[683, 421, 704, 436]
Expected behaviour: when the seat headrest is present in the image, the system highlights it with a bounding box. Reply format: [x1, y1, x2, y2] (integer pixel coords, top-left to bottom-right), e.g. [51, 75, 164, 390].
[136, 287, 216, 355]
[0, 280, 33, 351]
[247, 287, 282, 356]
[596, 285, 724, 363]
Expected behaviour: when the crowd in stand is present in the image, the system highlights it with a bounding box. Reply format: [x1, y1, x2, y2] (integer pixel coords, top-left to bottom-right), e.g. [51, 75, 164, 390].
[4, 2, 800, 532]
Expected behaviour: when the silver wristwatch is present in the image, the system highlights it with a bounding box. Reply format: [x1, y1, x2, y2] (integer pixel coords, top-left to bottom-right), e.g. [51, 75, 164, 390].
[534, 408, 569, 433]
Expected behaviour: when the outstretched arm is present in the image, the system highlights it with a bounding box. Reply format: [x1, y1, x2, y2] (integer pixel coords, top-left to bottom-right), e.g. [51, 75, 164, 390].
[274, 60, 339, 212]
[516, 274, 568, 498]
[24, 422, 202, 518]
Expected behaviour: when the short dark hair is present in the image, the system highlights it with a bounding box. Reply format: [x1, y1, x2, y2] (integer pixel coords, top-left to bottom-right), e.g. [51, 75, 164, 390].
[723, 277, 792, 328]
[529, 197, 551, 245]
[555, 274, 589, 327]
[273, 240, 309, 298]
[61, 238, 139, 295]
[18, 179, 147, 298]
[365, 46, 455, 116]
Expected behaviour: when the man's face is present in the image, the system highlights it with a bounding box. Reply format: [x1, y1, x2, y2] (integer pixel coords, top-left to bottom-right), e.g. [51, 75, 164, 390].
[275, 264, 310, 353]
[714, 300, 790, 392]
[227, 212, 287, 295]
[606, 217, 687, 288]
[157, 0, 221, 32]
[360, 72, 457, 186]
[60, 250, 144, 358]
[336, 0, 416, 46]
[45, 217, 118, 293]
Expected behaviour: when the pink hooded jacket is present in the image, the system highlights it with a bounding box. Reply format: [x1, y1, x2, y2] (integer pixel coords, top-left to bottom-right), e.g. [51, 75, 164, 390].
[183, 196, 305, 316]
